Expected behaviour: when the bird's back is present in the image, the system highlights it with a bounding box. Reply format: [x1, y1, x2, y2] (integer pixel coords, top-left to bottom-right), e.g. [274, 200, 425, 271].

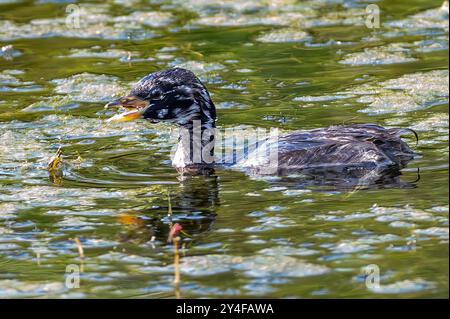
[277, 124, 415, 170]
[237, 124, 416, 175]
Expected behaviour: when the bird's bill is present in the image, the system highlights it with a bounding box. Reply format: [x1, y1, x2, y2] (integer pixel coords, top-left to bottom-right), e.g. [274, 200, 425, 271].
[105, 95, 149, 123]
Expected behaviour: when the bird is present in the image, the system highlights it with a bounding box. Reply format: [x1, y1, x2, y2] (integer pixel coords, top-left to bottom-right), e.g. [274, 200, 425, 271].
[105, 67, 416, 180]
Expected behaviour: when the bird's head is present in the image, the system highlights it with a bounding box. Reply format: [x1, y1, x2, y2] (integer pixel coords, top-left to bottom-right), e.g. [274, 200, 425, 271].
[106, 68, 216, 128]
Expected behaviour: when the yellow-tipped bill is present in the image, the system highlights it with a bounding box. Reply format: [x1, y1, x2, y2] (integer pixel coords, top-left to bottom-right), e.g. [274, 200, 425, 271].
[105, 95, 149, 123]
[107, 110, 143, 123]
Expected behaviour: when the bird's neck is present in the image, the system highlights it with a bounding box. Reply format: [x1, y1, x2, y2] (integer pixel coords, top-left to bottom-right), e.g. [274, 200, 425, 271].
[172, 120, 216, 169]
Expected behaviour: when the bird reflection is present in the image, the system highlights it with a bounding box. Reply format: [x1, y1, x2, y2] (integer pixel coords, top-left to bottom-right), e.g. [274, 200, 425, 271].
[272, 166, 420, 190]
[115, 167, 419, 244]
[116, 174, 219, 244]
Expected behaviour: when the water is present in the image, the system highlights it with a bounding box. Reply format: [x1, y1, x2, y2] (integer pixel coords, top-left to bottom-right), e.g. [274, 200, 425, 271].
[0, 0, 448, 298]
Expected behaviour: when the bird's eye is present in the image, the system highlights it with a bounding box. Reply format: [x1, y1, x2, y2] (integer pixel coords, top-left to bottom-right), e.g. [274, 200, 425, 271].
[149, 91, 163, 101]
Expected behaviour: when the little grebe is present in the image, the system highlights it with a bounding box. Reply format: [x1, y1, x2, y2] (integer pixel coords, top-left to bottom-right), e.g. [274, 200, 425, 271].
[105, 68, 416, 176]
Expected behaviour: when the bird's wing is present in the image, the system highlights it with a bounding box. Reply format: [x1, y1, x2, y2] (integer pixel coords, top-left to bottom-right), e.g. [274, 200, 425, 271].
[277, 124, 415, 169]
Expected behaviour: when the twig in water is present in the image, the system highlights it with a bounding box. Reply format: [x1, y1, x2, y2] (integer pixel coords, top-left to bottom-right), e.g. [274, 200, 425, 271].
[168, 223, 183, 298]
[173, 235, 181, 299]
[167, 190, 172, 217]
[74, 237, 84, 259]
[173, 236, 181, 285]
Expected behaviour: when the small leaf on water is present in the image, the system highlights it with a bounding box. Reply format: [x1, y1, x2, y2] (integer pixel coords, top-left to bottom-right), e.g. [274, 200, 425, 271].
[48, 147, 63, 185]
[48, 147, 63, 172]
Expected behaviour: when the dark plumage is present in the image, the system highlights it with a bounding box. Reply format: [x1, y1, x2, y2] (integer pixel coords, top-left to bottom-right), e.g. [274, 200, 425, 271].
[276, 124, 415, 170]
[131, 68, 216, 127]
[105, 68, 416, 178]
